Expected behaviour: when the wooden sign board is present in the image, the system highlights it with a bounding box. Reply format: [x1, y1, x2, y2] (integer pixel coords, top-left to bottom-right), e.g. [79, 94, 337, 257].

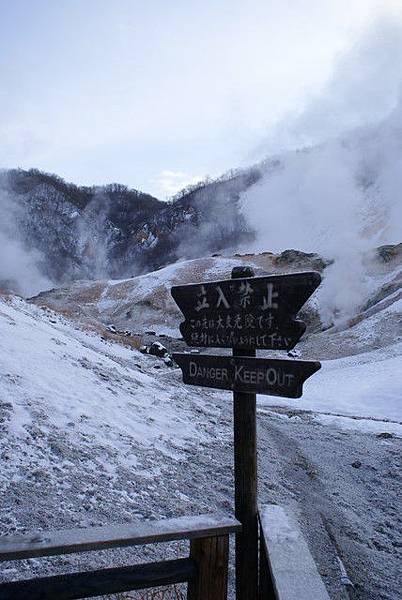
[173, 353, 321, 399]
[171, 272, 321, 351]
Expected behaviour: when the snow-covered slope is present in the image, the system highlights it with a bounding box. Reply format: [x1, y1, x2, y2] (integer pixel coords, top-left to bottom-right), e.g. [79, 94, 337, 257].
[1, 283, 402, 596]
[27, 245, 402, 432]
[261, 341, 402, 425]
[0, 294, 208, 470]
[3, 242, 400, 441]
[0, 292, 236, 582]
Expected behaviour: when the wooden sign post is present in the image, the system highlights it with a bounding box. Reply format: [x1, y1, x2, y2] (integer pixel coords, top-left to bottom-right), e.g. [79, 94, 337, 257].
[172, 353, 321, 398]
[171, 267, 321, 600]
[171, 270, 321, 351]
[231, 266, 258, 600]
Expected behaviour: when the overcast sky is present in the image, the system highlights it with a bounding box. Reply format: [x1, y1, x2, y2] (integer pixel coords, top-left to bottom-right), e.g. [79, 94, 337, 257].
[0, 0, 400, 198]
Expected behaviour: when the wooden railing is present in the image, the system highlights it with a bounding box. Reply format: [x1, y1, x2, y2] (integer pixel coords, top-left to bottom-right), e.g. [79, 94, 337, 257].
[0, 513, 241, 600]
[258, 505, 330, 600]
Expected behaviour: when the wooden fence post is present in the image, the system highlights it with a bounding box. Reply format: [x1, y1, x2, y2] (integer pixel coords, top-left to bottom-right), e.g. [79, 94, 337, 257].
[187, 535, 229, 600]
[231, 266, 258, 600]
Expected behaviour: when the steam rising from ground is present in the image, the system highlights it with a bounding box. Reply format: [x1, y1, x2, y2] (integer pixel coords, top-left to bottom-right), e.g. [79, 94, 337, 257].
[76, 192, 113, 281]
[0, 189, 53, 296]
[241, 17, 402, 324]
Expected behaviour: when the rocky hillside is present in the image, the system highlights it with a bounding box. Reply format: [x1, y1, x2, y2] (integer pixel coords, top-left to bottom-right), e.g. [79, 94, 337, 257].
[32, 243, 402, 361]
[32, 249, 328, 336]
[0, 166, 260, 292]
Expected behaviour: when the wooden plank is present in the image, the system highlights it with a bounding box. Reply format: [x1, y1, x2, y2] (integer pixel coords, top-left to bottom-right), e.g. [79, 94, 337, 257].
[259, 505, 331, 600]
[0, 514, 241, 562]
[173, 353, 321, 398]
[171, 271, 321, 350]
[187, 535, 229, 600]
[0, 558, 195, 600]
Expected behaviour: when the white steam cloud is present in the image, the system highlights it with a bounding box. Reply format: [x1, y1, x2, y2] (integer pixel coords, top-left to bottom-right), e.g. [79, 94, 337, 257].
[241, 17, 402, 324]
[0, 189, 53, 297]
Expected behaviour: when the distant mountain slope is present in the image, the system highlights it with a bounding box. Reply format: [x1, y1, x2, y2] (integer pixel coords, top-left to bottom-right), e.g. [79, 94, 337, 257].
[1, 167, 260, 293]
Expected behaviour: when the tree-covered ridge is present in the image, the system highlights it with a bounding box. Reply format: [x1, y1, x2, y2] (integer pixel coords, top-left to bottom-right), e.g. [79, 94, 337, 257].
[0, 165, 262, 290]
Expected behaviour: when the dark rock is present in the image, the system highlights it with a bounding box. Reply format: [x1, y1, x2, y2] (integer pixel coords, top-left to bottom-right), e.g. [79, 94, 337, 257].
[377, 243, 402, 263]
[351, 460, 362, 469]
[232, 265, 255, 278]
[148, 342, 168, 358]
[274, 249, 330, 271]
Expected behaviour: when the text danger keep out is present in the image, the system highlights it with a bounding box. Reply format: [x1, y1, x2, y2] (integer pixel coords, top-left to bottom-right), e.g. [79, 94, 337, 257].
[189, 361, 295, 387]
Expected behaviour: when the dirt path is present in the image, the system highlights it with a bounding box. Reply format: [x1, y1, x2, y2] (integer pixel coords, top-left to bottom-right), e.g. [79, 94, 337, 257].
[257, 408, 402, 599]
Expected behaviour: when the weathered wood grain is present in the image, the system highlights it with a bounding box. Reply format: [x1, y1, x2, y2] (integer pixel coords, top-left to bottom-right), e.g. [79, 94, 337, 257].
[187, 535, 229, 600]
[259, 504, 331, 600]
[0, 513, 241, 562]
[232, 265, 258, 600]
[0, 558, 195, 600]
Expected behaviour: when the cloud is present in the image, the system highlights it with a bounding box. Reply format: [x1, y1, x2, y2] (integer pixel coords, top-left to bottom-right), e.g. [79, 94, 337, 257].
[254, 16, 402, 157]
[152, 170, 205, 199]
[1, 0, 391, 189]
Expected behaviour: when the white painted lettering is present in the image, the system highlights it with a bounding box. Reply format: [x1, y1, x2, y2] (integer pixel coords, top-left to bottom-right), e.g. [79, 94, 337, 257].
[234, 365, 244, 381]
[266, 368, 277, 385]
[216, 286, 230, 309]
[195, 285, 210, 312]
[261, 283, 279, 310]
[190, 361, 197, 377]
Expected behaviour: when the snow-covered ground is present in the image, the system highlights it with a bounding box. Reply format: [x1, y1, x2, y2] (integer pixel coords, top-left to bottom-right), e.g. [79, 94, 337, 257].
[260, 342, 402, 428]
[29, 248, 402, 434]
[1, 246, 402, 598]
[0, 294, 203, 463]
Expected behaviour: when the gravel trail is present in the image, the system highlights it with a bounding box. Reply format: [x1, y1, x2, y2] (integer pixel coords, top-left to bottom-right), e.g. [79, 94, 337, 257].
[2, 374, 401, 599]
[257, 409, 402, 599]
